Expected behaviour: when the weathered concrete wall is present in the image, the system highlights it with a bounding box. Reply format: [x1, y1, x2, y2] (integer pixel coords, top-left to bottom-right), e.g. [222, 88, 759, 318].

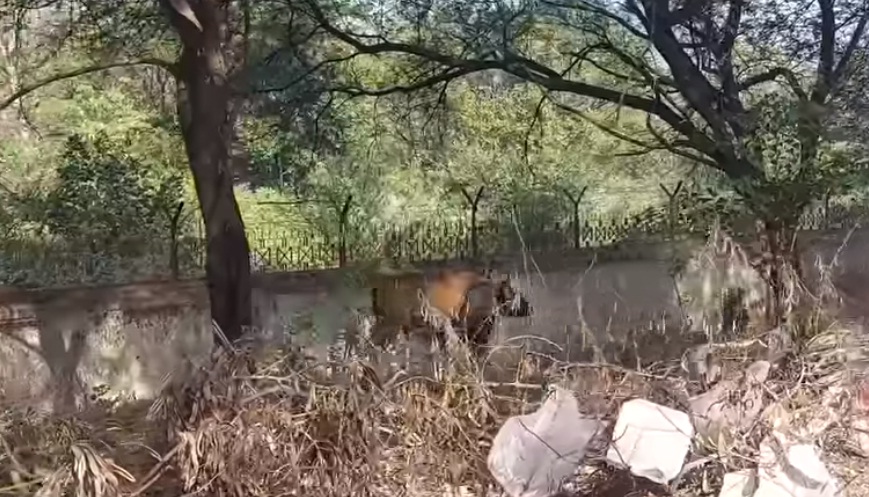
[3, 228, 869, 409]
[0, 281, 213, 411]
[489, 229, 869, 349]
[259, 229, 869, 363]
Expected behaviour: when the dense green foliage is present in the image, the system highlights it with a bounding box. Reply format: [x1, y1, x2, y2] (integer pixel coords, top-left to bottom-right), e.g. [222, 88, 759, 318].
[42, 133, 184, 246]
[0, 0, 867, 287]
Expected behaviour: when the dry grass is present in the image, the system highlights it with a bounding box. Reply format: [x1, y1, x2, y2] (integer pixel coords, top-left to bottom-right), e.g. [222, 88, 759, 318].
[1, 317, 867, 497]
[0, 337, 533, 497]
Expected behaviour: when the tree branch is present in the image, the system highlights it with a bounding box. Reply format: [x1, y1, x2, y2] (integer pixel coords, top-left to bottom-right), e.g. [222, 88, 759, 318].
[0, 59, 180, 112]
[812, 0, 836, 103]
[252, 52, 360, 94]
[737, 67, 807, 100]
[546, 94, 718, 168]
[330, 64, 484, 96]
[638, 0, 740, 146]
[831, 12, 869, 96]
[586, 39, 677, 88]
[714, 0, 745, 123]
[541, 0, 649, 41]
[307, 4, 723, 160]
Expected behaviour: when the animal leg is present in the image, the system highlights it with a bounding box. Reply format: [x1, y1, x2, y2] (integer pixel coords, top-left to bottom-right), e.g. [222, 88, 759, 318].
[434, 328, 448, 352]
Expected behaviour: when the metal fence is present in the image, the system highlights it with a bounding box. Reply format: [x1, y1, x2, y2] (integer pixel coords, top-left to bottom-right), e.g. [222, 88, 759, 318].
[1, 203, 865, 288]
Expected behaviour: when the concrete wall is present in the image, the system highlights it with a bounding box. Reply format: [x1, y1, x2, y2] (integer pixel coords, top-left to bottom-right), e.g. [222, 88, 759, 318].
[251, 228, 869, 363]
[0, 281, 213, 411]
[2, 228, 869, 410]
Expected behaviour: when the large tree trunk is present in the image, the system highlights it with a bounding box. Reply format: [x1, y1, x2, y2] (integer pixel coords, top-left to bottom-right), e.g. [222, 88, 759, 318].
[166, 0, 252, 344]
[750, 216, 803, 330]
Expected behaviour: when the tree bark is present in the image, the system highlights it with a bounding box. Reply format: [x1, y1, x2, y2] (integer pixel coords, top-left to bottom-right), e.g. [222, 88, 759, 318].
[165, 0, 252, 344]
[751, 216, 803, 329]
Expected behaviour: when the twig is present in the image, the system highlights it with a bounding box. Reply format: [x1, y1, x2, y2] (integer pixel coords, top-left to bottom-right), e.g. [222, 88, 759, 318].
[128, 442, 182, 497]
[480, 381, 543, 390]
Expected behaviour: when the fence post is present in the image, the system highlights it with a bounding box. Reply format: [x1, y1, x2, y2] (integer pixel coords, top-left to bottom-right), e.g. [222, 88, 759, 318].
[460, 186, 485, 259]
[168, 201, 185, 279]
[659, 181, 683, 241]
[562, 186, 588, 249]
[338, 194, 353, 267]
[822, 189, 831, 230]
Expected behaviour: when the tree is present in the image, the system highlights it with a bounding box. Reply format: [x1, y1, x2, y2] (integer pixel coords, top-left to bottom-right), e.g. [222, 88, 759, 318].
[0, 0, 255, 343]
[42, 133, 184, 247]
[304, 0, 866, 178]
[159, 0, 254, 344]
[299, 0, 868, 325]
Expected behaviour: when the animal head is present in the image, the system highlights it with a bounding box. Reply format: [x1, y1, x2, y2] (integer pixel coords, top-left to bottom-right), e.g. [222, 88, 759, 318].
[455, 267, 532, 317]
[490, 274, 533, 317]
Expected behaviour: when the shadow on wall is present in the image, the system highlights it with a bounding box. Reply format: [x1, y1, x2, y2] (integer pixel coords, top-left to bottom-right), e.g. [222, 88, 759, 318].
[0, 271, 373, 413]
[0, 281, 212, 412]
[804, 228, 869, 322]
[481, 228, 869, 367]
[251, 275, 372, 348]
[488, 258, 687, 366]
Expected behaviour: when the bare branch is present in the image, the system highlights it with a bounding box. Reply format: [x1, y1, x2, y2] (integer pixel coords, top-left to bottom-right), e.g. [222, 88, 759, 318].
[313, 22, 731, 168]
[541, 0, 648, 41]
[252, 52, 360, 94]
[813, 0, 836, 102]
[575, 39, 677, 88]
[522, 92, 549, 177]
[831, 13, 869, 95]
[0, 58, 180, 112]
[737, 67, 808, 100]
[331, 64, 484, 96]
[546, 94, 717, 168]
[638, 0, 744, 147]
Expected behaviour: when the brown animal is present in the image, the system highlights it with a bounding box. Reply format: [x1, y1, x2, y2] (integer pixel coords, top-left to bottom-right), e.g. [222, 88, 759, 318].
[371, 267, 532, 352]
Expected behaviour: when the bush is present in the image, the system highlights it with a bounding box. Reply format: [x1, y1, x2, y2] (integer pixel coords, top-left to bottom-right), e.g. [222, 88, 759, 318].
[42, 132, 185, 252]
